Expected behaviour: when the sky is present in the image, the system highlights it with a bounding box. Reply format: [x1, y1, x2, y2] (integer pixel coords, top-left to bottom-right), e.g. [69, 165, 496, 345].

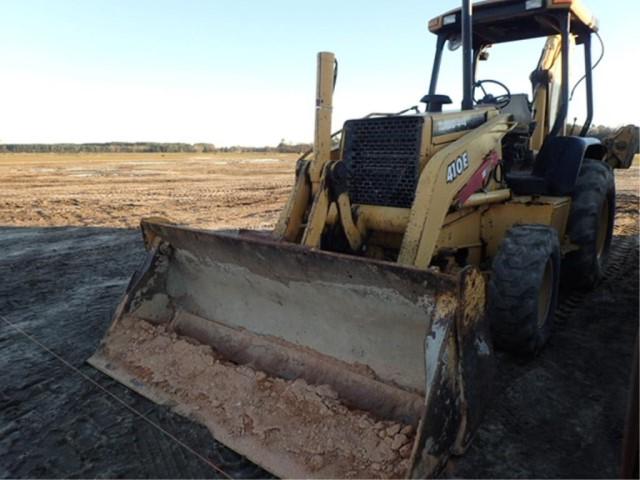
[0, 0, 638, 146]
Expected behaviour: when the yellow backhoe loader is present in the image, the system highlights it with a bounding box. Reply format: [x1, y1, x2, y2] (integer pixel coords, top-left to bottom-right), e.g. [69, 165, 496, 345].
[89, 0, 638, 477]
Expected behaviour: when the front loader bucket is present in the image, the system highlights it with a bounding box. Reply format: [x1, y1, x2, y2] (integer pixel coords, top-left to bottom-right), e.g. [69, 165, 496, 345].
[88, 219, 493, 479]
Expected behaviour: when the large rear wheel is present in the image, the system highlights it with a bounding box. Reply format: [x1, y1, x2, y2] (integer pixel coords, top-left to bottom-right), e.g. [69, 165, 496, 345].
[489, 225, 561, 354]
[563, 159, 616, 290]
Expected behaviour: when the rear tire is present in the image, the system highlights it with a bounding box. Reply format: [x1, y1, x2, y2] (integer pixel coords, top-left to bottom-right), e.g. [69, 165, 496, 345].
[489, 225, 561, 355]
[563, 159, 615, 290]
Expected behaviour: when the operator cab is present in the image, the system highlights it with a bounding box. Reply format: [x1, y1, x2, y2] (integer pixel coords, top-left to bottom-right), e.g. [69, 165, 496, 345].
[426, 0, 601, 195]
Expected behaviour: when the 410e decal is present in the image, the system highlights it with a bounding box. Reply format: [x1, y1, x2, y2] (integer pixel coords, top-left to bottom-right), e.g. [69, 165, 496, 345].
[446, 152, 470, 183]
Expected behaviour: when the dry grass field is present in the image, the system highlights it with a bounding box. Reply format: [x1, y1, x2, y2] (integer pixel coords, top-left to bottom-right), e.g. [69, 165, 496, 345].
[0, 152, 638, 478]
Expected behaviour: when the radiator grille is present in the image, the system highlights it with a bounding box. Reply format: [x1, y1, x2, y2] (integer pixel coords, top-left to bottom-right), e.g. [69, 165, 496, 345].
[342, 116, 423, 208]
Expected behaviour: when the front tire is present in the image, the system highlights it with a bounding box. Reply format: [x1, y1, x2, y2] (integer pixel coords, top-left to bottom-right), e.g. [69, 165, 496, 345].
[489, 225, 561, 354]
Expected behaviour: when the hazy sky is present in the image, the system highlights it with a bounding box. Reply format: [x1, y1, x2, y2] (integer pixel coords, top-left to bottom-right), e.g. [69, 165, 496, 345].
[1, 0, 638, 146]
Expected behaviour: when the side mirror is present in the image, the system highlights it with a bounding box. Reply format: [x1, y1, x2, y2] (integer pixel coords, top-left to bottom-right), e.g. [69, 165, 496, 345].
[448, 35, 462, 51]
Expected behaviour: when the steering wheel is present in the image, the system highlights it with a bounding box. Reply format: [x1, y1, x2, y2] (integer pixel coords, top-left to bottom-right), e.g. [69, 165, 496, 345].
[473, 79, 512, 109]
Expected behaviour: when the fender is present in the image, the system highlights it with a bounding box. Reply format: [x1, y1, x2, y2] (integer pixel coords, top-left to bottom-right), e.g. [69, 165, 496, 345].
[508, 135, 606, 196]
[533, 136, 606, 195]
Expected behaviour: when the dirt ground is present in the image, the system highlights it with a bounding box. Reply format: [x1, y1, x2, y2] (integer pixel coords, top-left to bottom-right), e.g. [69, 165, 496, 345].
[0, 152, 297, 230]
[0, 152, 638, 478]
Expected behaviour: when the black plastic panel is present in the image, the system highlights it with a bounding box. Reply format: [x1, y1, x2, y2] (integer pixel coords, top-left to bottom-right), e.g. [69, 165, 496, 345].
[342, 116, 423, 208]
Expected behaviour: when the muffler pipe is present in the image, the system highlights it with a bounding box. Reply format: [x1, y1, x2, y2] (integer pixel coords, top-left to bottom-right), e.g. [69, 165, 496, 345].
[309, 51, 335, 190]
[461, 0, 474, 110]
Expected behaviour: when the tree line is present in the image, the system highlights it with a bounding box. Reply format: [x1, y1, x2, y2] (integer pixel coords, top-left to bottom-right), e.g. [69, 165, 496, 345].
[0, 141, 313, 154]
[0, 125, 619, 154]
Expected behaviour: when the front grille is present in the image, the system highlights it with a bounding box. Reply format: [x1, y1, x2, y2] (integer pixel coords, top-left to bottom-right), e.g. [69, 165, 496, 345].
[342, 116, 423, 208]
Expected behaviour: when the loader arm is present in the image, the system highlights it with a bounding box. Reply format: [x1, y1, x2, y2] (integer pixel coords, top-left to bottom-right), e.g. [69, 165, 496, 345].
[399, 113, 515, 268]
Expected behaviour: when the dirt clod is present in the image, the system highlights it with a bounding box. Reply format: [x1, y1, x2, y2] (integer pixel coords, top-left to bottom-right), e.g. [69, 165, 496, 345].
[401, 425, 414, 436]
[386, 424, 401, 437]
[309, 454, 324, 471]
[391, 433, 409, 451]
[399, 443, 413, 459]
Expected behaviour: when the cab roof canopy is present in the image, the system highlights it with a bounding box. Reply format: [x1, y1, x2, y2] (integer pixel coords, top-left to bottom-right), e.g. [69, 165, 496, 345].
[429, 0, 598, 47]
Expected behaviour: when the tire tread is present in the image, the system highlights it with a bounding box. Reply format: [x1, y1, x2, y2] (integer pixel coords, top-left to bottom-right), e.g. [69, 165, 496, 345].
[489, 225, 561, 354]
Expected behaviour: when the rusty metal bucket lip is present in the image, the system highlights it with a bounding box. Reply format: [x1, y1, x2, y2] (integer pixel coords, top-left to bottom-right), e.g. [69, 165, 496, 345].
[140, 218, 458, 285]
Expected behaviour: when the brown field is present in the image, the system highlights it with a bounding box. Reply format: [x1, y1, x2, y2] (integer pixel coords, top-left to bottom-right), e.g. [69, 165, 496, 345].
[0, 152, 637, 232]
[0, 152, 298, 230]
[0, 152, 638, 479]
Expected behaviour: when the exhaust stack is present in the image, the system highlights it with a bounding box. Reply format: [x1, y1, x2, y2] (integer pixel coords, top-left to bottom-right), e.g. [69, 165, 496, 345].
[309, 51, 335, 189]
[461, 0, 474, 110]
